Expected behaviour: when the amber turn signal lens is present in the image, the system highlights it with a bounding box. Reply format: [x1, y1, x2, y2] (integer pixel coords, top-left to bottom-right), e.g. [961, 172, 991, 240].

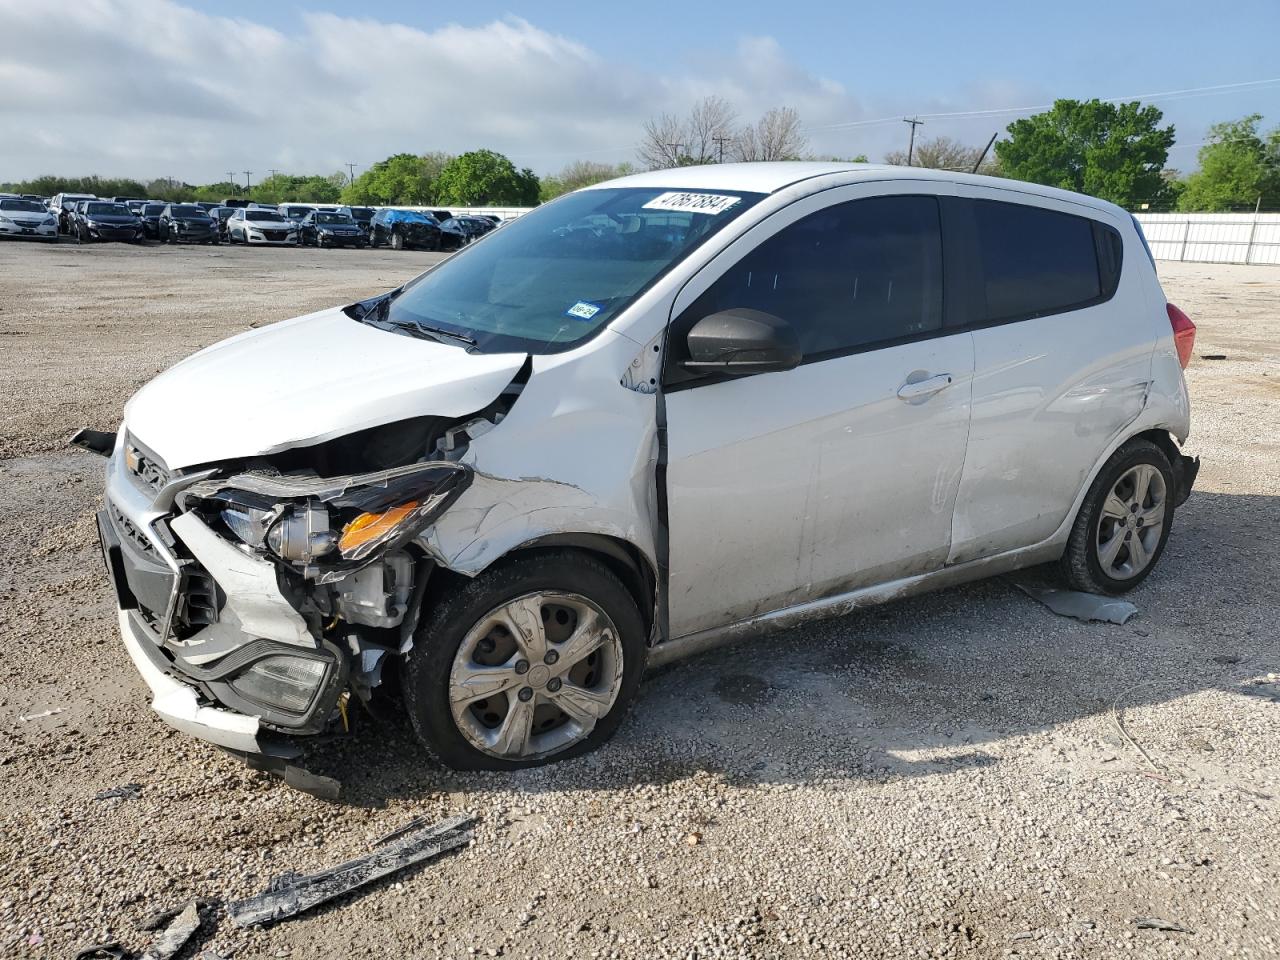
[338, 500, 420, 554]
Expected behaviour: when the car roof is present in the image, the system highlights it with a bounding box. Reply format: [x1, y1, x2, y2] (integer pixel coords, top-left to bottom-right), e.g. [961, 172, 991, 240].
[588, 161, 1124, 218]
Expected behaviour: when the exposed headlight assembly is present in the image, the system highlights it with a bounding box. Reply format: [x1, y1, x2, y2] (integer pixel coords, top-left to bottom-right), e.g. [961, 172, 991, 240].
[182, 461, 471, 582]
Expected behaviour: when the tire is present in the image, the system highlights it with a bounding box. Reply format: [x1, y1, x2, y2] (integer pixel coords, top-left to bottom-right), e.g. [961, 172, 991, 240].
[368, 229, 380, 248]
[390, 229, 403, 251]
[1059, 438, 1176, 595]
[404, 551, 647, 771]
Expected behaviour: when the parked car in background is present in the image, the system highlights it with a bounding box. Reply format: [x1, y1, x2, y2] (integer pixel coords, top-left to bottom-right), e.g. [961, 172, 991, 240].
[21, 194, 47, 206]
[226, 207, 299, 245]
[279, 204, 316, 224]
[429, 209, 453, 222]
[73, 201, 145, 243]
[195, 202, 219, 213]
[51, 192, 97, 234]
[437, 215, 493, 250]
[221, 198, 251, 209]
[0, 197, 58, 241]
[298, 210, 366, 248]
[124, 200, 148, 215]
[208, 206, 237, 241]
[346, 206, 375, 230]
[139, 203, 166, 239]
[95, 162, 1199, 772]
[159, 203, 218, 244]
[368, 208, 440, 250]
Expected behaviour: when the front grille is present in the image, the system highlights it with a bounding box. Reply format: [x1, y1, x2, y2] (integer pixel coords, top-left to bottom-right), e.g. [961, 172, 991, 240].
[14, 219, 43, 228]
[124, 437, 171, 496]
[264, 230, 286, 241]
[108, 499, 156, 556]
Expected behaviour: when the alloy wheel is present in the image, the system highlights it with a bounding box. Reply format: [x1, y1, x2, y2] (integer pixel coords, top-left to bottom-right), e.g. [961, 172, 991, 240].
[1095, 463, 1167, 580]
[448, 591, 625, 761]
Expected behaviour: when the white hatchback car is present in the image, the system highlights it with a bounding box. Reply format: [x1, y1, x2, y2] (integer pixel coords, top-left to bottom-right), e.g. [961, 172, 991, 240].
[94, 163, 1198, 773]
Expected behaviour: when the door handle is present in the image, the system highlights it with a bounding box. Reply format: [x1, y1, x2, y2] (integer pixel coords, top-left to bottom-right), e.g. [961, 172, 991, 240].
[896, 373, 953, 402]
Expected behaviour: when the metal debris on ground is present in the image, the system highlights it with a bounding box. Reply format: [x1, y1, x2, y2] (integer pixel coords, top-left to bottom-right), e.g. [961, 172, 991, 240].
[139, 897, 219, 932]
[18, 707, 64, 722]
[1008, 579, 1139, 625]
[370, 814, 431, 849]
[141, 901, 202, 960]
[73, 943, 132, 960]
[227, 814, 474, 928]
[1134, 916, 1194, 933]
[94, 783, 143, 801]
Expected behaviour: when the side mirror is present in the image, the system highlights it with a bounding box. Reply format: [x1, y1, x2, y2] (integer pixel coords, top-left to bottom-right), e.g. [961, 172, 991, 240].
[681, 309, 801, 376]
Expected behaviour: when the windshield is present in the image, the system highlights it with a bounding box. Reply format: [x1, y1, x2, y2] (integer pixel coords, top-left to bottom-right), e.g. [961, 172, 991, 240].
[170, 205, 207, 219]
[143, 204, 164, 215]
[1, 200, 46, 213]
[284, 207, 312, 217]
[87, 202, 131, 216]
[381, 186, 763, 354]
[316, 213, 354, 224]
[350, 207, 373, 218]
[248, 210, 286, 222]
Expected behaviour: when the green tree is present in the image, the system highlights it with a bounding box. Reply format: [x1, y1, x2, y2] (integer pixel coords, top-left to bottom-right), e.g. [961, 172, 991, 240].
[145, 178, 196, 202]
[994, 99, 1175, 207]
[250, 173, 342, 204]
[192, 181, 245, 202]
[433, 149, 540, 206]
[539, 160, 635, 202]
[341, 152, 452, 205]
[1177, 115, 1280, 212]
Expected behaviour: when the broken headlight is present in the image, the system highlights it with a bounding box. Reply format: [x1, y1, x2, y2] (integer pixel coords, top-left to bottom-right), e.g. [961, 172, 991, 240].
[187, 462, 471, 580]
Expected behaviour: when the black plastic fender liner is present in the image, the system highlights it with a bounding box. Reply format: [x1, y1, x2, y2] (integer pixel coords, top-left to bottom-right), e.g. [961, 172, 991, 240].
[1173, 453, 1200, 507]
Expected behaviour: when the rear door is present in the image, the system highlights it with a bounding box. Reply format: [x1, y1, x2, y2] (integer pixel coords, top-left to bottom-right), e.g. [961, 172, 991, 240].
[944, 189, 1152, 563]
[663, 184, 975, 638]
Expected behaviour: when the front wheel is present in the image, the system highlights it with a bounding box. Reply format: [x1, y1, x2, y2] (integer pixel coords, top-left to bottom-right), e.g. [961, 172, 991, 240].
[404, 552, 647, 771]
[390, 229, 403, 251]
[1059, 438, 1176, 594]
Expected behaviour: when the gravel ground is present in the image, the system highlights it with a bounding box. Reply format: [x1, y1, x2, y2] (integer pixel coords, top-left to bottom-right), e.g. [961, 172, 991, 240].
[0, 241, 1276, 959]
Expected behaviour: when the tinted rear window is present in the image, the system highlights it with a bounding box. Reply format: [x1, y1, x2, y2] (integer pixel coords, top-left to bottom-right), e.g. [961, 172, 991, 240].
[973, 201, 1101, 322]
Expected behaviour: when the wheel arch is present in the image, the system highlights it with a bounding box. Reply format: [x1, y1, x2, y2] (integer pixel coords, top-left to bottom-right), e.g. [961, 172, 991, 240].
[499, 534, 656, 638]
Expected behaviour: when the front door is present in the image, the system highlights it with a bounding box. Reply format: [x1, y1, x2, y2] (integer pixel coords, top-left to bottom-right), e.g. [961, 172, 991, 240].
[662, 188, 975, 638]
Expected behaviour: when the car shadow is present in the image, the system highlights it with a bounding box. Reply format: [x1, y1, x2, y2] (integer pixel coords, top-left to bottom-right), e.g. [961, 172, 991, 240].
[301, 488, 1279, 807]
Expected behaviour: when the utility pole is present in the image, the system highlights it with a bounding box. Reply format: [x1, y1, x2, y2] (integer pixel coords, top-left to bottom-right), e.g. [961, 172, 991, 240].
[226, 171, 237, 188]
[243, 171, 253, 193]
[664, 143, 684, 167]
[712, 136, 734, 163]
[267, 168, 279, 180]
[903, 117, 923, 166]
[344, 162, 358, 185]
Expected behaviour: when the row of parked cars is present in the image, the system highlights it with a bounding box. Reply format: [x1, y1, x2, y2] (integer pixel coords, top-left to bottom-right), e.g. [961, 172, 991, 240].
[1, 192, 503, 250]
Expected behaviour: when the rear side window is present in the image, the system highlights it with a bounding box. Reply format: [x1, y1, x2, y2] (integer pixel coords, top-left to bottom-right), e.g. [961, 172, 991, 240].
[674, 195, 943, 368]
[973, 200, 1102, 322]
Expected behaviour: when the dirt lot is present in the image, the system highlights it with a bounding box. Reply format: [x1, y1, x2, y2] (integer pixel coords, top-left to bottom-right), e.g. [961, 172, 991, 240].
[0, 241, 1277, 959]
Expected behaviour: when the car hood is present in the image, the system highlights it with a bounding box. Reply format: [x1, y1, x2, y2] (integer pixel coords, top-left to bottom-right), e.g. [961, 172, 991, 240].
[125, 305, 527, 469]
[244, 219, 290, 228]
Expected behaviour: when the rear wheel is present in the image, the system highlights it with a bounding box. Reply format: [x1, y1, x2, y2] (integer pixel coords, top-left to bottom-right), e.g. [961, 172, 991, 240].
[390, 229, 404, 251]
[1059, 438, 1176, 594]
[404, 552, 646, 770]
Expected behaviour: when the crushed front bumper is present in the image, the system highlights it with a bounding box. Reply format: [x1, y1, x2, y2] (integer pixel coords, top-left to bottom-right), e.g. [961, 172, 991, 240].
[117, 607, 265, 752]
[99, 446, 345, 754]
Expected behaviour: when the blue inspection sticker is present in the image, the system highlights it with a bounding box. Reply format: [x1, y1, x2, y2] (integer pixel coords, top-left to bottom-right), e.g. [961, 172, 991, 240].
[565, 300, 604, 321]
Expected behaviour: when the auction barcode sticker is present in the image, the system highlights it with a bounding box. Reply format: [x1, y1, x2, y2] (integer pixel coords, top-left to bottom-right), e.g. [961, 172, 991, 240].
[641, 192, 741, 215]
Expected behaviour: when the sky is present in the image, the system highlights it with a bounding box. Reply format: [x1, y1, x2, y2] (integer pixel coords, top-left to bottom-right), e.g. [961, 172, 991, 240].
[1, 0, 1278, 184]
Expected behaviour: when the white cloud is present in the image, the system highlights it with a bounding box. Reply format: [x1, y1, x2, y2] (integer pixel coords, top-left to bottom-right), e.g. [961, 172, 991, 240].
[0, 0, 1028, 182]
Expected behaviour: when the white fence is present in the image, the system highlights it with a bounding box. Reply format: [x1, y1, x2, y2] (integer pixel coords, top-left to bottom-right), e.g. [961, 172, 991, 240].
[1133, 212, 1280, 265]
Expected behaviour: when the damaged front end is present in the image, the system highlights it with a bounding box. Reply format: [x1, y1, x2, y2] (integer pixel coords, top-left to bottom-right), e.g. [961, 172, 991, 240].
[99, 387, 519, 756]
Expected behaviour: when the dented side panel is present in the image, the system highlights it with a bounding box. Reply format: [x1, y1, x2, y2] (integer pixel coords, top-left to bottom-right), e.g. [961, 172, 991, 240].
[424, 328, 661, 577]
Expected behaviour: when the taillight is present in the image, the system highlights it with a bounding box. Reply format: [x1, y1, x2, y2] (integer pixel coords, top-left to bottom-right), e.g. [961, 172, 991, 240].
[1167, 302, 1196, 370]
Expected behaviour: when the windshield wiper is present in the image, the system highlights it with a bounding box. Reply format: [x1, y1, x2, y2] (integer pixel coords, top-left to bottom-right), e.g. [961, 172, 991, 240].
[410, 322, 477, 347]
